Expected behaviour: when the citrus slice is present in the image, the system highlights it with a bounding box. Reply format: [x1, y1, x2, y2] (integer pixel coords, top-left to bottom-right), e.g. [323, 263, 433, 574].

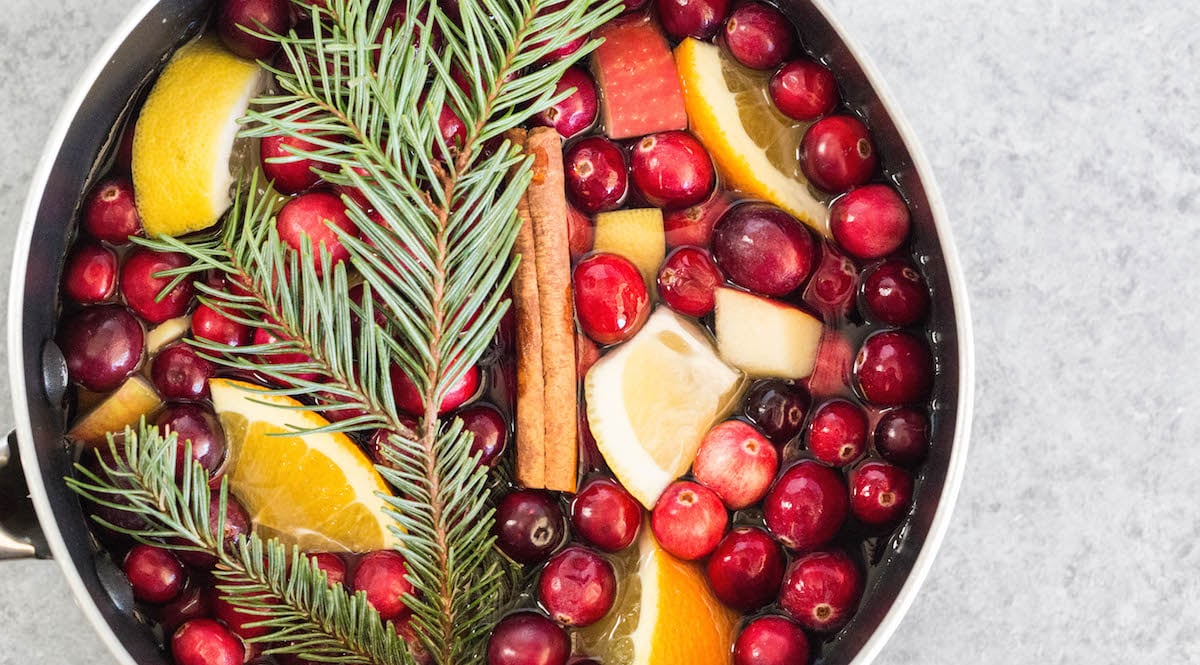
[577, 528, 740, 665]
[210, 379, 396, 552]
[675, 38, 830, 235]
[132, 37, 263, 237]
[584, 308, 744, 508]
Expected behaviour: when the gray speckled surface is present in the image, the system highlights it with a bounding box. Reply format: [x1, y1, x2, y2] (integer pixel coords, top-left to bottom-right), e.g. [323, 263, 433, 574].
[2, 0, 1199, 663]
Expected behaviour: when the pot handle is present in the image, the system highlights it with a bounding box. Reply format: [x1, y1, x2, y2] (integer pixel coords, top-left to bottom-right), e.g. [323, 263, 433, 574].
[0, 431, 49, 559]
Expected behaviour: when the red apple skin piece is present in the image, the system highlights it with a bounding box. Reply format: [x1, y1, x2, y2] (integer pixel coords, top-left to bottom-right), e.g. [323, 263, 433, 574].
[592, 16, 688, 140]
[806, 331, 855, 398]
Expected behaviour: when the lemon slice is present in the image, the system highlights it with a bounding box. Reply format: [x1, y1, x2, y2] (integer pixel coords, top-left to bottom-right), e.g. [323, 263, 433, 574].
[210, 379, 396, 552]
[132, 37, 263, 237]
[675, 38, 830, 235]
[584, 308, 744, 508]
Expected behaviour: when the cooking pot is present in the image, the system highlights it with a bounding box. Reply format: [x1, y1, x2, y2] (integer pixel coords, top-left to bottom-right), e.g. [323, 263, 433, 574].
[3, 1, 974, 663]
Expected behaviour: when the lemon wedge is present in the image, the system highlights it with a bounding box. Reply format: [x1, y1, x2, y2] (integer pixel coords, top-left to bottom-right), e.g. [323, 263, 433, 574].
[675, 38, 830, 235]
[584, 308, 744, 508]
[210, 379, 396, 552]
[132, 37, 263, 237]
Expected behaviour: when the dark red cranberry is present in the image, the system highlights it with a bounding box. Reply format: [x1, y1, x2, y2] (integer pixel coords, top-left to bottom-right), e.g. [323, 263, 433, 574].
[733, 615, 810, 665]
[120, 249, 195, 324]
[535, 35, 587, 66]
[494, 490, 567, 564]
[712, 203, 814, 296]
[663, 192, 730, 249]
[276, 191, 359, 274]
[630, 131, 715, 210]
[829, 185, 911, 259]
[723, 3, 795, 70]
[122, 544, 185, 604]
[705, 527, 785, 611]
[63, 242, 119, 304]
[770, 59, 838, 121]
[391, 364, 479, 416]
[802, 242, 858, 319]
[656, 0, 731, 40]
[252, 327, 321, 383]
[849, 461, 914, 525]
[566, 205, 594, 260]
[572, 253, 650, 345]
[534, 67, 599, 139]
[651, 481, 728, 561]
[806, 399, 868, 467]
[618, 0, 649, 12]
[261, 131, 325, 194]
[874, 407, 930, 466]
[437, 103, 468, 158]
[151, 343, 216, 401]
[742, 380, 810, 443]
[801, 115, 878, 193]
[154, 583, 212, 636]
[175, 493, 250, 568]
[563, 137, 628, 214]
[861, 259, 930, 326]
[657, 246, 724, 317]
[487, 612, 570, 665]
[353, 550, 415, 621]
[763, 460, 848, 551]
[217, 0, 292, 60]
[171, 618, 245, 665]
[778, 550, 862, 632]
[537, 546, 617, 627]
[156, 404, 227, 478]
[308, 552, 347, 586]
[457, 403, 508, 467]
[82, 176, 142, 244]
[210, 584, 270, 640]
[855, 330, 933, 405]
[192, 303, 253, 347]
[571, 477, 642, 552]
[692, 420, 778, 510]
[58, 305, 144, 392]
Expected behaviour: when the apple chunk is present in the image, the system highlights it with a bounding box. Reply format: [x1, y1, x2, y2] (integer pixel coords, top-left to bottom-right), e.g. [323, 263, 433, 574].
[67, 375, 163, 446]
[715, 287, 824, 378]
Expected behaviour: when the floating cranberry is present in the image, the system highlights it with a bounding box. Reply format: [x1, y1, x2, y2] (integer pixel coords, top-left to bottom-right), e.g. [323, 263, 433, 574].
[494, 490, 567, 564]
[177, 493, 251, 568]
[252, 327, 321, 383]
[630, 131, 715, 210]
[120, 249, 195, 324]
[123, 544, 185, 604]
[712, 203, 814, 297]
[733, 615, 810, 665]
[571, 477, 642, 553]
[829, 185, 911, 260]
[537, 546, 617, 627]
[192, 303, 253, 347]
[261, 131, 325, 194]
[457, 403, 508, 467]
[802, 242, 858, 319]
[172, 618, 245, 665]
[705, 527, 785, 611]
[657, 246, 724, 317]
[801, 115, 878, 194]
[308, 552, 347, 586]
[151, 343, 216, 401]
[806, 399, 868, 467]
[156, 403, 227, 478]
[58, 305, 144, 392]
[763, 460, 848, 551]
[770, 59, 838, 121]
[861, 259, 930, 326]
[663, 192, 730, 249]
[849, 461, 913, 525]
[82, 176, 142, 244]
[854, 330, 933, 405]
[742, 380, 810, 443]
[210, 584, 270, 640]
[874, 407, 930, 466]
[63, 242, 119, 304]
[566, 205, 594, 260]
[276, 191, 359, 274]
[437, 103, 468, 158]
[778, 550, 862, 632]
[535, 35, 588, 66]
[353, 550, 415, 621]
[564, 136, 628, 214]
[723, 3, 794, 70]
[154, 583, 212, 636]
[218, 0, 291, 59]
[391, 364, 479, 416]
[534, 67, 599, 139]
[572, 253, 650, 345]
[487, 612, 570, 665]
[656, 0, 730, 40]
[651, 481, 728, 561]
[692, 420, 778, 510]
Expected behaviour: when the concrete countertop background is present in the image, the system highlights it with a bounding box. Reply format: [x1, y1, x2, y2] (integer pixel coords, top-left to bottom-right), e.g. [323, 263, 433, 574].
[1, 0, 1198, 663]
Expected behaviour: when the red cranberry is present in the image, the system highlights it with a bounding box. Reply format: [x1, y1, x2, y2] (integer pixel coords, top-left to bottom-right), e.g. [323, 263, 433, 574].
[657, 246, 724, 317]
[723, 3, 795, 70]
[566, 205, 594, 260]
[536, 35, 588, 65]
[778, 550, 862, 632]
[855, 330, 933, 405]
[251, 327, 321, 383]
[192, 303, 253, 347]
[742, 380, 810, 443]
[436, 103, 468, 158]
[692, 420, 778, 509]
[572, 253, 650, 345]
[391, 364, 479, 416]
[849, 461, 913, 525]
[802, 242, 858, 319]
[663, 192, 730, 249]
[120, 249, 195, 324]
[801, 115, 878, 194]
[537, 546, 617, 627]
[122, 544, 185, 604]
[733, 615, 810, 665]
[63, 242, 119, 304]
[154, 583, 212, 636]
[308, 552, 347, 586]
[656, 0, 731, 40]
[171, 618, 245, 665]
[874, 407, 930, 466]
[705, 527, 785, 611]
[176, 493, 251, 568]
[210, 584, 270, 640]
[82, 176, 142, 244]
[806, 399, 868, 467]
[861, 259, 929, 326]
[619, 0, 649, 12]
[571, 477, 642, 552]
[829, 185, 911, 259]
[494, 490, 567, 564]
[457, 403, 508, 467]
[650, 481, 728, 561]
[712, 203, 814, 296]
[260, 131, 325, 194]
[217, 0, 292, 60]
[58, 305, 144, 392]
[156, 403, 227, 478]
[487, 612, 570, 665]
[763, 460, 848, 551]
[353, 550, 415, 621]
[563, 137, 628, 214]
[151, 343, 216, 401]
[770, 59, 838, 121]
[630, 131, 715, 210]
[276, 191, 359, 274]
[534, 67, 599, 139]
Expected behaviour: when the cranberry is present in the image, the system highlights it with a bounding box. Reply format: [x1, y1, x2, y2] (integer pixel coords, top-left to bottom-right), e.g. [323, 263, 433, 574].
[849, 461, 913, 525]
[861, 259, 930, 326]
[723, 3, 795, 70]
[309, 552, 347, 586]
[494, 490, 567, 564]
[656, 0, 730, 40]
[563, 137, 628, 214]
[829, 185, 911, 260]
[630, 131, 715, 210]
[657, 246, 724, 317]
[171, 618, 245, 665]
[157, 403, 227, 477]
[705, 527, 785, 611]
[763, 460, 848, 551]
[276, 191, 359, 274]
[120, 249, 195, 324]
[712, 203, 814, 297]
[571, 477, 642, 552]
[192, 303, 253, 347]
[353, 550, 415, 621]
[535, 35, 587, 66]
[806, 399, 868, 467]
[778, 550, 862, 632]
[733, 616, 810, 665]
[176, 493, 251, 568]
[663, 192, 730, 249]
[252, 327, 321, 383]
[210, 584, 270, 640]
[63, 242, 119, 304]
[537, 546, 617, 627]
[487, 612, 570, 665]
[391, 364, 480, 415]
[151, 343, 216, 401]
[566, 205, 594, 260]
[874, 407, 930, 466]
[692, 420, 779, 509]
[82, 176, 142, 244]
[261, 131, 325, 194]
[855, 330, 933, 405]
[742, 380, 810, 443]
[650, 481, 728, 561]
[806, 331, 854, 398]
[58, 305, 144, 392]
[457, 403, 508, 467]
[800, 115, 878, 194]
[572, 253, 650, 345]
[534, 67, 599, 139]
[619, 0, 649, 12]
[770, 59, 838, 121]
[217, 0, 291, 59]
[122, 544, 185, 604]
[154, 583, 212, 636]
[436, 103, 468, 158]
[802, 242, 858, 319]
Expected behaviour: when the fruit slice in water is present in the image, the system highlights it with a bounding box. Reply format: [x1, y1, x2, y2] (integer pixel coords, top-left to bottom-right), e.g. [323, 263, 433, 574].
[68, 376, 162, 445]
[593, 208, 666, 291]
[715, 287, 824, 379]
[210, 379, 395, 552]
[585, 308, 744, 508]
[593, 16, 688, 140]
[675, 38, 829, 234]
